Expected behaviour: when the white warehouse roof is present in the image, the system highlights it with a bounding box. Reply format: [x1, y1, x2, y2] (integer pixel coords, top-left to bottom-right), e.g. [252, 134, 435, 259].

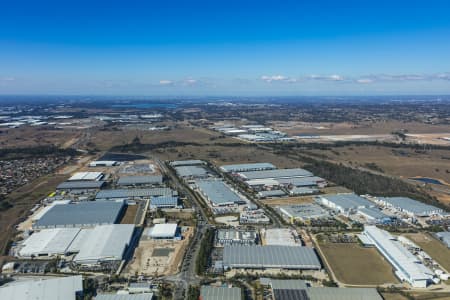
[68, 172, 104, 181]
[74, 224, 135, 265]
[19, 228, 81, 257]
[0, 275, 83, 300]
[148, 223, 178, 238]
[220, 163, 276, 173]
[238, 168, 313, 180]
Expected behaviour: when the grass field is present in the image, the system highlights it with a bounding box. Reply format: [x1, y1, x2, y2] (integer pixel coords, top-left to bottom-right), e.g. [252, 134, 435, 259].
[319, 242, 399, 285]
[404, 233, 450, 272]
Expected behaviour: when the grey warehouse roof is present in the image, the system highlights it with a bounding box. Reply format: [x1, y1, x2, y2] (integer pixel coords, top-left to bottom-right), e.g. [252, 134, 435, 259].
[196, 180, 244, 205]
[358, 207, 390, 220]
[223, 245, 321, 269]
[200, 286, 242, 300]
[238, 168, 313, 180]
[150, 196, 179, 207]
[270, 279, 308, 290]
[273, 289, 309, 300]
[117, 175, 162, 186]
[57, 181, 105, 190]
[258, 190, 286, 198]
[96, 188, 176, 199]
[95, 294, 154, 300]
[306, 287, 382, 300]
[279, 204, 328, 219]
[169, 159, 204, 166]
[33, 201, 124, 229]
[277, 176, 325, 186]
[220, 163, 276, 173]
[175, 165, 208, 177]
[377, 197, 443, 215]
[321, 194, 374, 210]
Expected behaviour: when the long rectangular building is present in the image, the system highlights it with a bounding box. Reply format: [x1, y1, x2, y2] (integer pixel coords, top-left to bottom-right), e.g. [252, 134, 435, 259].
[238, 168, 313, 180]
[195, 180, 246, 206]
[57, 180, 106, 190]
[375, 197, 444, 217]
[223, 245, 321, 270]
[117, 175, 163, 186]
[200, 286, 241, 300]
[96, 188, 176, 200]
[33, 201, 125, 229]
[220, 163, 276, 173]
[363, 226, 433, 288]
[317, 194, 374, 214]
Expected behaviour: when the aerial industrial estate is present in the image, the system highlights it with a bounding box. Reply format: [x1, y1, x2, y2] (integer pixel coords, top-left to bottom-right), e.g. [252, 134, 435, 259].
[1, 98, 450, 300]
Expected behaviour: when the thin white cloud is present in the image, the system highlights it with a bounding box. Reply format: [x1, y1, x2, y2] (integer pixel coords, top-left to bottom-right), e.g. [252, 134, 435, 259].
[261, 75, 297, 83]
[356, 78, 374, 84]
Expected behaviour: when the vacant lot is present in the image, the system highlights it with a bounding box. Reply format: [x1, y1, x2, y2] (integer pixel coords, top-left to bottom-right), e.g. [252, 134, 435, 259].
[404, 233, 450, 272]
[261, 196, 314, 206]
[319, 242, 398, 285]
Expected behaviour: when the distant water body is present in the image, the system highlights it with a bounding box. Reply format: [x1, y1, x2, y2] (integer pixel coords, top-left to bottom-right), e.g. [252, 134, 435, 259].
[410, 177, 443, 185]
[111, 103, 178, 109]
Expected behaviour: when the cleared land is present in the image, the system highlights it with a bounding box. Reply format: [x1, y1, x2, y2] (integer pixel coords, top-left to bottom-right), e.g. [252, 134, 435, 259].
[125, 227, 193, 277]
[404, 233, 450, 272]
[319, 242, 399, 285]
[261, 196, 314, 206]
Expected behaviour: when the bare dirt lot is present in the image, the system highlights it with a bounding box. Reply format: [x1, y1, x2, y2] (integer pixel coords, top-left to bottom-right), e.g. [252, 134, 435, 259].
[319, 242, 399, 285]
[125, 227, 193, 277]
[261, 196, 314, 206]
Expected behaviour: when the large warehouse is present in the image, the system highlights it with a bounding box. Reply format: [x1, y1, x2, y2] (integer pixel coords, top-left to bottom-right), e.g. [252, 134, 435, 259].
[33, 201, 125, 229]
[374, 197, 444, 217]
[237, 168, 313, 180]
[56, 180, 106, 190]
[18, 228, 81, 258]
[363, 226, 434, 288]
[317, 193, 374, 215]
[117, 175, 163, 186]
[278, 204, 329, 223]
[169, 159, 205, 167]
[223, 245, 321, 270]
[220, 162, 276, 173]
[195, 180, 246, 206]
[0, 275, 83, 300]
[200, 286, 242, 300]
[96, 188, 176, 200]
[174, 165, 209, 178]
[73, 224, 135, 266]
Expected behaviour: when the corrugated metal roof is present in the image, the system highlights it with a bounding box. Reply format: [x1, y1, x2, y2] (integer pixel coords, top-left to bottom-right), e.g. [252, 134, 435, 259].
[150, 196, 178, 207]
[96, 188, 176, 199]
[33, 201, 124, 229]
[148, 223, 177, 238]
[117, 175, 162, 186]
[270, 279, 308, 290]
[200, 286, 242, 300]
[357, 207, 389, 220]
[279, 204, 328, 220]
[19, 228, 81, 257]
[95, 293, 153, 300]
[220, 163, 276, 173]
[306, 287, 382, 300]
[273, 289, 309, 300]
[196, 180, 244, 205]
[238, 168, 313, 180]
[57, 181, 105, 190]
[175, 165, 208, 177]
[169, 160, 205, 166]
[0, 275, 83, 300]
[377, 197, 443, 215]
[74, 224, 135, 264]
[277, 176, 325, 187]
[258, 190, 286, 197]
[320, 194, 374, 210]
[223, 245, 321, 269]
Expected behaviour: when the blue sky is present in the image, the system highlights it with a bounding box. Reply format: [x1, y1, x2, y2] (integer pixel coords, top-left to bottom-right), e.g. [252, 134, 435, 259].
[1, 0, 450, 95]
